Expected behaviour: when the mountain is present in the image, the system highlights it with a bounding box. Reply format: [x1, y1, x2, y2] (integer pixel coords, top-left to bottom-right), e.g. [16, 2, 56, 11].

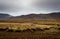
[0, 13, 11, 20]
[11, 12, 60, 20]
[0, 12, 60, 20]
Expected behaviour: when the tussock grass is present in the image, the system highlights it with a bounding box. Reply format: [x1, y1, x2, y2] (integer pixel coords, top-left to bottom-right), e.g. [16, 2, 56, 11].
[0, 22, 59, 32]
[0, 20, 60, 39]
[0, 20, 60, 32]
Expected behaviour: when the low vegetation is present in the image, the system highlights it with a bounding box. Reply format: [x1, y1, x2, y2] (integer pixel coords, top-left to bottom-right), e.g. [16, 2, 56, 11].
[0, 23, 60, 32]
[0, 20, 60, 39]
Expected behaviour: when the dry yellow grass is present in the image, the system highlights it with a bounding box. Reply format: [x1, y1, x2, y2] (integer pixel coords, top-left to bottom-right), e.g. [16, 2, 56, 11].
[0, 22, 59, 31]
[0, 20, 60, 39]
[0, 20, 60, 31]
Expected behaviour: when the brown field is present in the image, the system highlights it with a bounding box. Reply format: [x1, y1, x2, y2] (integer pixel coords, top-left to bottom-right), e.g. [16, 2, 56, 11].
[0, 20, 60, 39]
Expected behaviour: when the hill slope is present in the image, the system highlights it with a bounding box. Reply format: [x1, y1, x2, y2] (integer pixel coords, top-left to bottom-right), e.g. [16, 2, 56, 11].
[11, 12, 60, 20]
[0, 12, 60, 20]
[0, 13, 11, 20]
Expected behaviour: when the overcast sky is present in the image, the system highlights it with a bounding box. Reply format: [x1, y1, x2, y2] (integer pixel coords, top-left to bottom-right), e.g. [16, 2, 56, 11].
[0, 0, 60, 16]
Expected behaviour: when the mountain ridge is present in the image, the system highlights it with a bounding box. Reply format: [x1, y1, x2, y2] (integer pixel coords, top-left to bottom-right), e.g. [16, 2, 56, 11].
[0, 12, 60, 20]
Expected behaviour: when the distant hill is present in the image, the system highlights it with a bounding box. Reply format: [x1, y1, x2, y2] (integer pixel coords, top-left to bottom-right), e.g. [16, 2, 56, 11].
[0, 12, 60, 20]
[11, 12, 60, 20]
[0, 13, 11, 20]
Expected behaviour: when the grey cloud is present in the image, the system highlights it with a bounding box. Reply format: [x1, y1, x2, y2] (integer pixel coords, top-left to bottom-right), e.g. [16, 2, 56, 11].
[0, 0, 60, 15]
[0, 0, 22, 12]
[33, 0, 60, 11]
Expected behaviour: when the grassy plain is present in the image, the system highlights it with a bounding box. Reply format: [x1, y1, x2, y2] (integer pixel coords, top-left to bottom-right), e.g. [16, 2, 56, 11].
[0, 19, 60, 39]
